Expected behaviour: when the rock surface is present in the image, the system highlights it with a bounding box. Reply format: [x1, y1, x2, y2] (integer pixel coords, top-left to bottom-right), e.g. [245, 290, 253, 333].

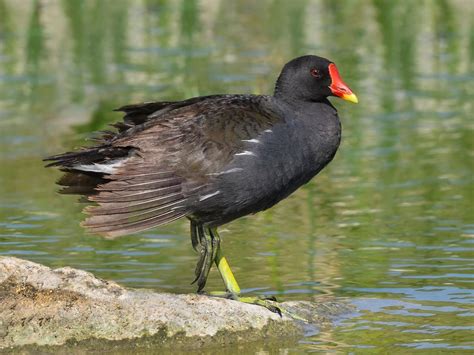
[0, 257, 354, 350]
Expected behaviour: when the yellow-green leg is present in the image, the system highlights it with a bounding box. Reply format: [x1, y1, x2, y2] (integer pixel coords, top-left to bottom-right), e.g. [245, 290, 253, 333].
[214, 245, 241, 294]
[209, 227, 282, 316]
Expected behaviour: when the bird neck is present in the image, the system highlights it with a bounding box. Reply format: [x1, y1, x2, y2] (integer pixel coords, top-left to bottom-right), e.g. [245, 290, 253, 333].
[273, 73, 328, 105]
[273, 91, 337, 120]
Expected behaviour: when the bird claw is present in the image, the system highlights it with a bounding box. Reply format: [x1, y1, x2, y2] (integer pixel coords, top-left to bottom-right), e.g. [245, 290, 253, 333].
[238, 295, 283, 317]
[266, 304, 283, 317]
[205, 291, 283, 316]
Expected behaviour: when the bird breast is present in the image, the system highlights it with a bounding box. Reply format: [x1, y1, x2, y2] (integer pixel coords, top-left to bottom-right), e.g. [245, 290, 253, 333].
[200, 113, 341, 222]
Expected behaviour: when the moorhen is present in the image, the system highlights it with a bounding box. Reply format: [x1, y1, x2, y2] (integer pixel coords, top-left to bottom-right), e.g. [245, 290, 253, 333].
[45, 55, 357, 314]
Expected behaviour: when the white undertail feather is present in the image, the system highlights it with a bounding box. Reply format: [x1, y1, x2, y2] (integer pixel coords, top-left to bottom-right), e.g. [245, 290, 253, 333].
[74, 158, 126, 174]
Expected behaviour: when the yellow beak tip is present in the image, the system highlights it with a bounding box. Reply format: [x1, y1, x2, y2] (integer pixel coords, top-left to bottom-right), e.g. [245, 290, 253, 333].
[343, 93, 358, 104]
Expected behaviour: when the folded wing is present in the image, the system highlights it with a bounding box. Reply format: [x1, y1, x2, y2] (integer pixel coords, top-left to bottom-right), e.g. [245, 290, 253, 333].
[45, 95, 282, 237]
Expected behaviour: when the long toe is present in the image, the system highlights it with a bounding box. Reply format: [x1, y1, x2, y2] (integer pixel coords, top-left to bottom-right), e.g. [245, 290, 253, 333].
[235, 295, 283, 317]
[203, 291, 285, 317]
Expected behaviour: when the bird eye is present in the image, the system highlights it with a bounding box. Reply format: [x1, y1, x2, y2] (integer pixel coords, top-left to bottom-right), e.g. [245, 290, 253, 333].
[310, 68, 321, 78]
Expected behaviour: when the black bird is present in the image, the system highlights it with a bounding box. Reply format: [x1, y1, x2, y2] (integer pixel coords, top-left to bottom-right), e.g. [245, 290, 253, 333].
[45, 55, 357, 313]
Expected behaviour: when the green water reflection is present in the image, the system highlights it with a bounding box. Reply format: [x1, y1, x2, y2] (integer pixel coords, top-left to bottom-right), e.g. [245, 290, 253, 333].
[0, 0, 473, 352]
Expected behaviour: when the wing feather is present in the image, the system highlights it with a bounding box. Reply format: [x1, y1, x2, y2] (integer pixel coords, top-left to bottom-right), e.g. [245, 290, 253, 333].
[83, 201, 186, 228]
[46, 94, 284, 236]
[83, 211, 186, 237]
[89, 185, 182, 203]
[81, 159, 191, 237]
[98, 176, 182, 191]
[84, 193, 185, 215]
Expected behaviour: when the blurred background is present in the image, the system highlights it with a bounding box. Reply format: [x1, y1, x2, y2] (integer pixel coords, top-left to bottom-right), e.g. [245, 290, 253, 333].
[0, 0, 473, 352]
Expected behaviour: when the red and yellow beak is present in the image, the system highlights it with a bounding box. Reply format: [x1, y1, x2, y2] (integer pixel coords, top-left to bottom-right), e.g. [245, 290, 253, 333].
[328, 63, 358, 104]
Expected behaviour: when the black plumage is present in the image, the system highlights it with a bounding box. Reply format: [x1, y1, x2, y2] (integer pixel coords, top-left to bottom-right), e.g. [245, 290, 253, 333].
[45, 55, 357, 294]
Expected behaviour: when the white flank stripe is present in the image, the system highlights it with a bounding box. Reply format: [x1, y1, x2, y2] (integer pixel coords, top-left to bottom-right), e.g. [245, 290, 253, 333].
[199, 191, 221, 202]
[207, 168, 243, 176]
[235, 150, 256, 156]
[221, 168, 243, 174]
[242, 139, 261, 144]
[264, 129, 272, 133]
[74, 159, 124, 174]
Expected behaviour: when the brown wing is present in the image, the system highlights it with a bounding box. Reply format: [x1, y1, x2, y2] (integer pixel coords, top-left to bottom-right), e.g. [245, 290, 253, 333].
[57, 95, 282, 237]
[81, 162, 189, 237]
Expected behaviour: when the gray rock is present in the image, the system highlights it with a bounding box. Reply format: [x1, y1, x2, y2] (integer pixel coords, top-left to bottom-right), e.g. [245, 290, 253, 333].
[0, 257, 354, 351]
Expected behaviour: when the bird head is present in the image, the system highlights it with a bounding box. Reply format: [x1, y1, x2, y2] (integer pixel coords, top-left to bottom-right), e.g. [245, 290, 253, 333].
[274, 55, 358, 104]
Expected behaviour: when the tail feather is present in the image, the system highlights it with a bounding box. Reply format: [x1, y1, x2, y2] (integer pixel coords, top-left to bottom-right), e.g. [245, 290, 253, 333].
[44, 146, 130, 168]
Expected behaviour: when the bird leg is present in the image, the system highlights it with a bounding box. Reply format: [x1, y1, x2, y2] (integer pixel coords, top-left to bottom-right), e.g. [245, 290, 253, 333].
[211, 230, 240, 294]
[190, 223, 283, 315]
[208, 227, 283, 316]
[191, 224, 214, 292]
[191, 224, 231, 293]
[190, 220, 200, 252]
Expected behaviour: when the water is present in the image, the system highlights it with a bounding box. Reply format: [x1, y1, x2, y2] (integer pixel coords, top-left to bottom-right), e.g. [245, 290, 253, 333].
[1, 0, 473, 352]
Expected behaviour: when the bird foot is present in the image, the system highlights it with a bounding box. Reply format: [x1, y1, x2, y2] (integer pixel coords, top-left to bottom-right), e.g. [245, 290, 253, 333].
[200, 291, 282, 316]
[235, 295, 282, 316]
